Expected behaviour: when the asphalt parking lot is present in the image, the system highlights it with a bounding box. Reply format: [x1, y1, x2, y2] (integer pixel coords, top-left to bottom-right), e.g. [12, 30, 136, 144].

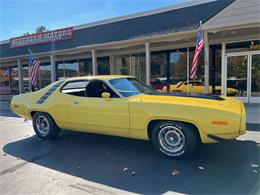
[0, 109, 259, 194]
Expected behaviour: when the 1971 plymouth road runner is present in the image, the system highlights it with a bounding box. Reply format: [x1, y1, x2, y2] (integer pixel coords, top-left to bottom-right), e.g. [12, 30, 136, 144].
[10, 75, 246, 159]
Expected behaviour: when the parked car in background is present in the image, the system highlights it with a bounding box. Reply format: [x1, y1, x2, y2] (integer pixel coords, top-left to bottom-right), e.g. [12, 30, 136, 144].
[161, 80, 237, 95]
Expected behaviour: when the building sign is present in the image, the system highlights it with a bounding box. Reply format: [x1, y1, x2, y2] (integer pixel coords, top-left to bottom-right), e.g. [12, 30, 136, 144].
[10, 27, 73, 48]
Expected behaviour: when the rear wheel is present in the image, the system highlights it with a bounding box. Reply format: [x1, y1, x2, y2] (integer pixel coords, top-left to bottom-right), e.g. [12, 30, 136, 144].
[151, 121, 198, 159]
[32, 112, 61, 139]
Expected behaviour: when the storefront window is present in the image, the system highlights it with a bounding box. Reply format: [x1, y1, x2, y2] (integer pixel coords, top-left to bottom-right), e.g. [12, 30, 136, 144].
[97, 57, 110, 75]
[115, 55, 131, 75]
[251, 54, 260, 97]
[114, 54, 145, 82]
[208, 46, 222, 94]
[64, 60, 79, 77]
[151, 49, 187, 91]
[39, 63, 52, 89]
[22, 65, 30, 93]
[79, 59, 92, 76]
[150, 53, 167, 89]
[131, 53, 146, 82]
[0, 66, 19, 95]
[226, 40, 260, 53]
[56, 61, 65, 80]
[56, 60, 79, 80]
[169, 49, 187, 84]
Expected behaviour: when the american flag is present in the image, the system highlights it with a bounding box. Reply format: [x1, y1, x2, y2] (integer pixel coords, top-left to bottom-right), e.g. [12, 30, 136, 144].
[190, 22, 204, 80]
[29, 50, 40, 86]
[4, 67, 12, 76]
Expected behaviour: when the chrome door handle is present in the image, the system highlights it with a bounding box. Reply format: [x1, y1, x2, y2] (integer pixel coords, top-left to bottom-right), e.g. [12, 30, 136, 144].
[73, 100, 80, 104]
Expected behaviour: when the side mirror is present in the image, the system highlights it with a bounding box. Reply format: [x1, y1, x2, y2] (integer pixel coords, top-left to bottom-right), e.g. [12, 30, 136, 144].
[101, 92, 111, 99]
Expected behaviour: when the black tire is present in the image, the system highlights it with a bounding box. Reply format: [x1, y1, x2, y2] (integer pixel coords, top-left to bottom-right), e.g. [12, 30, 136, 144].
[151, 121, 198, 159]
[32, 112, 61, 139]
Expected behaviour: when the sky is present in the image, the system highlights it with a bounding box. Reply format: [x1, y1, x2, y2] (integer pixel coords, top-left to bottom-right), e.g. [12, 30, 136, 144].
[0, 0, 190, 41]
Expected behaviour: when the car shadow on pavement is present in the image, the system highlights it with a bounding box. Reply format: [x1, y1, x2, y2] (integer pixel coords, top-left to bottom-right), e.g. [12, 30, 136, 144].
[3, 130, 260, 194]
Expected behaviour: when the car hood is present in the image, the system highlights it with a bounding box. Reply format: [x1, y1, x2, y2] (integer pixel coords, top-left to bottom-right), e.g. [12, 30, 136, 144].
[131, 92, 241, 113]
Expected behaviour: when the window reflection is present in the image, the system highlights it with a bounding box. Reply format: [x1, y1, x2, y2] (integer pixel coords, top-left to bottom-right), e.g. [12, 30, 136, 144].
[227, 55, 248, 97]
[169, 50, 187, 84]
[114, 54, 146, 82]
[56, 61, 65, 80]
[251, 54, 260, 97]
[64, 60, 79, 77]
[56, 60, 79, 80]
[97, 57, 110, 75]
[79, 59, 92, 76]
[0, 66, 19, 95]
[115, 55, 131, 76]
[150, 53, 167, 90]
[22, 65, 30, 93]
[150, 49, 188, 92]
[130, 53, 146, 82]
[39, 63, 51, 89]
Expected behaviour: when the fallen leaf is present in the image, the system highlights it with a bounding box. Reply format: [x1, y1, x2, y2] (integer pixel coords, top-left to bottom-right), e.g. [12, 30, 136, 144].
[251, 164, 259, 168]
[172, 170, 180, 176]
[24, 119, 28, 122]
[122, 167, 128, 172]
[198, 166, 205, 170]
[131, 171, 136, 176]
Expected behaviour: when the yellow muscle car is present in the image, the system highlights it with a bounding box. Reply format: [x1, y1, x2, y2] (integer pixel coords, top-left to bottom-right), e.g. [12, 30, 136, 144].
[162, 80, 238, 95]
[10, 75, 246, 159]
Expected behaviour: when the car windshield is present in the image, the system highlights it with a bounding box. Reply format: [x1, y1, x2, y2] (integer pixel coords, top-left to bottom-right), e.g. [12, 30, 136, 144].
[109, 78, 156, 97]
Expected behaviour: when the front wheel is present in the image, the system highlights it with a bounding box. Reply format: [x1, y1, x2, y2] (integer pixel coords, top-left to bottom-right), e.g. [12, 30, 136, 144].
[151, 121, 198, 159]
[32, 112, 61, 139]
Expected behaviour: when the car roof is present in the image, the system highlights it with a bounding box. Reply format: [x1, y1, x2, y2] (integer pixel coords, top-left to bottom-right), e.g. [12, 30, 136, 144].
[66, 75, 134, 82]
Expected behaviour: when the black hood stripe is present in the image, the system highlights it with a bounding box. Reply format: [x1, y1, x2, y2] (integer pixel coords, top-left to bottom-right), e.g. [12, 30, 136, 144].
[146, 91, 225, 101]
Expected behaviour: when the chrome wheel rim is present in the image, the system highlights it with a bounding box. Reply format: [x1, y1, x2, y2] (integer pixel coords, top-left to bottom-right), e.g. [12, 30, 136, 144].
[158, 125, 185, 154]
[36, 115, 50, 136]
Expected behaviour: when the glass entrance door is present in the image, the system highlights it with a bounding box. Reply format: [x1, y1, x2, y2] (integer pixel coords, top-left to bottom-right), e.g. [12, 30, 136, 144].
[226, 53, 249, 102]
[250, 51, 260, 103]
[225, 51, 260, 103]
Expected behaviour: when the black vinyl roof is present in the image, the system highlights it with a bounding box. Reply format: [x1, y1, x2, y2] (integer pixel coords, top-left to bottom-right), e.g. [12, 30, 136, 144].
[0, 0, 234, 59]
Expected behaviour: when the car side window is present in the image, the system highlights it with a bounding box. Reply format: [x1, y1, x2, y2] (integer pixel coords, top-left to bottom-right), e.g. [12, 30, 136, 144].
[85, 80, 119, 98]
[61, 80, 89, 97]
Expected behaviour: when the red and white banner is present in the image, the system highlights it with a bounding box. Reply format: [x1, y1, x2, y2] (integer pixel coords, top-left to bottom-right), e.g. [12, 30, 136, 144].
[10, 27, 73, 48]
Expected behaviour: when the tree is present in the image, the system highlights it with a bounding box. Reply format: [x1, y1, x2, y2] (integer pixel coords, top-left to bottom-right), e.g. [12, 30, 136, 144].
[35, 26, 47, 33]
[24, 26, 48, 35]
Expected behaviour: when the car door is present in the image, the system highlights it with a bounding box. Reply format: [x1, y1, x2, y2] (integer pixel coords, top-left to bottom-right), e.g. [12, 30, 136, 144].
[67, 80, 130, 137]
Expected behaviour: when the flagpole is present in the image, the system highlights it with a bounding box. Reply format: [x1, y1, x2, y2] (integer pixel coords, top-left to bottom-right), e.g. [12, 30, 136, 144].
[187, 47, 190, 93]
[202, 20, 210, 94]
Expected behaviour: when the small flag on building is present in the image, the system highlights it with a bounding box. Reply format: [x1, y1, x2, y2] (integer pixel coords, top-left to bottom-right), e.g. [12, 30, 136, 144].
[28, 49, 40, 86]
[190, 21, 204, 80]
[4, 67, 12, 76]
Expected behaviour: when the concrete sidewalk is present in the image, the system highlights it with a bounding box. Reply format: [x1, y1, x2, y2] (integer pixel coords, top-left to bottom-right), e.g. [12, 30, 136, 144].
[245, 103, 260, 124]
